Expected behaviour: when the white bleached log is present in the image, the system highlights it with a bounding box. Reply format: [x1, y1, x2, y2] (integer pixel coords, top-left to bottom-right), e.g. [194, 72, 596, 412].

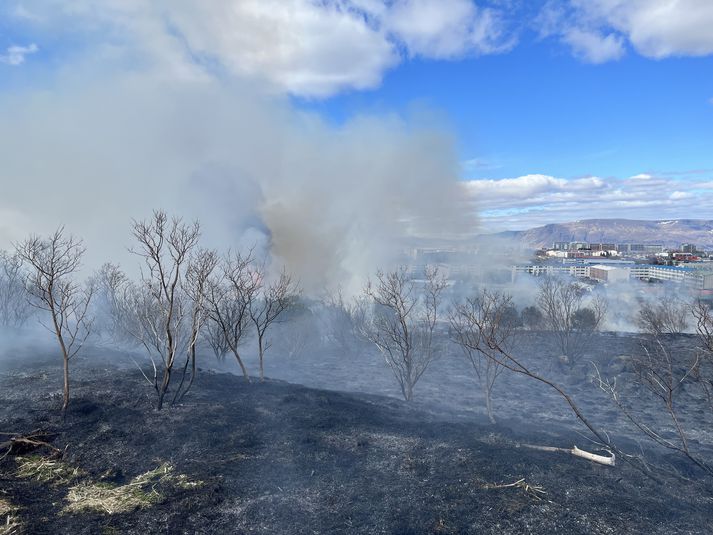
[519, 443, 615, 467]
[571, 446, 615, 466]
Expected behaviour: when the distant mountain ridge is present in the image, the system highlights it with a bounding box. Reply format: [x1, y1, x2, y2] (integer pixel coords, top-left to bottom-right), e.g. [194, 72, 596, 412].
[495, 219, 713, 249]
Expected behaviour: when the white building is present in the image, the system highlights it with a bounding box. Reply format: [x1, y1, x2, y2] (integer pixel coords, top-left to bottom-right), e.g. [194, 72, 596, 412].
[512, 261, 713, 290]
[589, 265, 630, 283]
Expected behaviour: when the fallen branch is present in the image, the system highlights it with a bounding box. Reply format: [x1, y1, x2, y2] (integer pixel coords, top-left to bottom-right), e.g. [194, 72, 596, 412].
[484, 478, 548, 500]
[0, 430, 60, 461]
[519, 443, 615, 467]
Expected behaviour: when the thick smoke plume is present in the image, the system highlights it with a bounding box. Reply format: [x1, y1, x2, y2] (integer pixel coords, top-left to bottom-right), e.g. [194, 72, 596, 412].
[0, 74, 475, 295]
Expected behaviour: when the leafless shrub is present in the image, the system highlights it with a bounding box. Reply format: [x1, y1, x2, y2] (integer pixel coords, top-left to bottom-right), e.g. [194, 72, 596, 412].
[250, 267, 299, 381]
[594, 336, 712, 477]
[474, 283, 712, 479]
[90, 262, 132, 344]
[449, 291, 511, 423]
[537, 277, 605, 362]
[202, 318, 231, 362]
[15, 227, 94, 413]
[126, 210, 203, 410]
[203, 251, 257, 381]
[321, 288, 369, 354]
[636, 298, 689, 335]
[361, 267, 447, 401]
[0, 250, 33, 328]
[270, 299, 321, 359]
[452, 288, 616, 452]
[692, 300, 713, 411]
[588, 299, 713, 479]
[521, 305, 544, 330]
[172, 249, 218, 403]
[694, 300, 713, 354]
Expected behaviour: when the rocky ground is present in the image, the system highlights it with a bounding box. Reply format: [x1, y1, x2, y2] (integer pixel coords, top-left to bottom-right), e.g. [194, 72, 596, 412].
[1, 332, 712, 534]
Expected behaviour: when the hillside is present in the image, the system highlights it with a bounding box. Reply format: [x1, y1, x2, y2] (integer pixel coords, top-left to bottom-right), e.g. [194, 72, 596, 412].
[493, 219, 713, 249]
[2, 335, 713, 534]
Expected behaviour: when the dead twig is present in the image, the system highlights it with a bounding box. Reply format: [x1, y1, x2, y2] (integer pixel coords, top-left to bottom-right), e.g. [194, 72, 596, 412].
[0, 430, 60, 461]
[484, 478, 548, 500]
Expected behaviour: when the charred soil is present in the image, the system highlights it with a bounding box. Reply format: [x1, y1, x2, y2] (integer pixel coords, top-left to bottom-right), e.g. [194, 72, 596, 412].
[1, 349, 712, 534]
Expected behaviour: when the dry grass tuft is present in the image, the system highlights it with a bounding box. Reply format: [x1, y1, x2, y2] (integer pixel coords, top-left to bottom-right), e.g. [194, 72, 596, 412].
[64, 463, 202, 515]
[0, 499, 21, 535]
[0, 515, 23, 535]
[0, 499, 16, 517]
[64, 481, 159, 515]
[14, 456, 84, 486]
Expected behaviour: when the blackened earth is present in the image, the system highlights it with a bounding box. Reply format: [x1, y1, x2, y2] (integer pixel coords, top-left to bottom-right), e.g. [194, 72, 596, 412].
[1, 332, 712, 534]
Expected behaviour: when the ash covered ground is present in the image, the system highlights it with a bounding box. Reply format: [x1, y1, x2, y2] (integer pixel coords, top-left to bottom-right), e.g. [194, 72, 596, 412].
[1, 332, 713, 534]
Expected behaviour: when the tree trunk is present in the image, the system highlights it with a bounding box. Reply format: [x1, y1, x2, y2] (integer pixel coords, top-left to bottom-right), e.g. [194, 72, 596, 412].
[172, 348, 197, 405]
[258, 337, 265, 382]
[232, 350, 250, 382]
[484, 382, 495, 424]
[62, 353, 70, 416]
[157, 367, 171, 410]
[55, 327, 70, 416]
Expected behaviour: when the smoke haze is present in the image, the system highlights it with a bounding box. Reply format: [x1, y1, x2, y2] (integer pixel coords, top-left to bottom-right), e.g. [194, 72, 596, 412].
[0, 73, 476, 294]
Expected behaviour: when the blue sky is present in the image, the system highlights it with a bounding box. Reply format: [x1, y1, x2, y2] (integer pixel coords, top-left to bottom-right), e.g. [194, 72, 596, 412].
[2, 0, 713, 235]
[302, 46, 713, 181]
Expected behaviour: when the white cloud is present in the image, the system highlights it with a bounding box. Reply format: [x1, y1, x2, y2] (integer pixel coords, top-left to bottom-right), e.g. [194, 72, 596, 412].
[465, 174, 606, 204]
[0, 43, 38, 66]
[577, 0, 713, 58]
[466, 171, 713, 230]
[549, 0, 713, 62]
[562, 28, 625, 63]
[8, 0, 511, 97]
[384, 0, 513, 58]
[466, 174, 566, 199]
[160, 0, 399, 97]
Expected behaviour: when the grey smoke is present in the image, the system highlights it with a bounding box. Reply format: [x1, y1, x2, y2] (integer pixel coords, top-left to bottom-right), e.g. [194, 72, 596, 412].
[0, 74, 476, 295]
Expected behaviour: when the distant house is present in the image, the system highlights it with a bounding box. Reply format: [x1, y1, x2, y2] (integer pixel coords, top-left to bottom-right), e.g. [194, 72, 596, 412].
[590, 265, 630, 283]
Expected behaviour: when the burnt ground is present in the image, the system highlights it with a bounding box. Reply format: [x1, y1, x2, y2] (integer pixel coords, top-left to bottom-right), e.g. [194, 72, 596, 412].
[1, 333, 713, 534]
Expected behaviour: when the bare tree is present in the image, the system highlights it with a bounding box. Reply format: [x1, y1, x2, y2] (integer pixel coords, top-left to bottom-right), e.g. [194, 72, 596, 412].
[203, 251, 257, 381]
[94, 263, 158, 353]
[594, 338, 711, 477]
[694, 300, 713, 354]
[636, 298, 689, 335]
[250, 267, 298, 381]
[270, 300, 321, 359]
[0, 250, 33, 328]
[172, 249, 218, 403]
[592, 297, 710, 475]
[203, 318, 231, 362]
[90, 262, 131, 343]
[692, 300, 713, 411]
[537, 277, 604, 362]
[452, 288, 713, 480]
[128, 211, 200, 410]
[588, 298, 713, 479]
[521, 305, 544, 331]
[362, 267, 447, 401]
[450, 288, 618, 455]
[321, 288, 369, 354]
[15, 227, 94, 414]
[449, 291, 511, 423]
